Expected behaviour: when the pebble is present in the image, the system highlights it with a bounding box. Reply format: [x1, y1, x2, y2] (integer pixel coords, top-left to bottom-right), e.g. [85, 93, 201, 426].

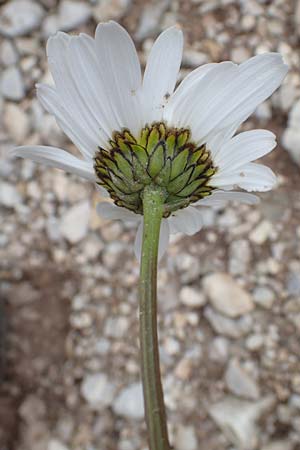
[113, 382, 144, 420]
[249, 220, 274, 245]
[0, 0, 44, 37]
[0, 182, 22, 208]
[48, 440, 70, 450]
[204, 307, 253, 338]
[229, 239, 251, 275]
[135, 0, 170, 41]
[203, 273, 254, 318]
[262, 441, 294, 450]
[92, 0, 131, 22]
[296, 0, 300, 35]
[253, 286, 275, 309]
[0, 40, 19, 66]
[282, 99, 300, 167]
[0, 66, 25, 101]
[43, 0, 92, 36]
[59, 201, 90, 244]
[286, 270, 300, 296]
[179, 286, 207, 308]
[208, 337, 229, 362]
[246, 334, 264, 351]
[174, 425, 198, 450]
[182, 49, 208, 68]
[4, 103, 30, 144]
[225, 359, 260, 400]
[209, 396, 275, 449]
[81, 373, 116, 410]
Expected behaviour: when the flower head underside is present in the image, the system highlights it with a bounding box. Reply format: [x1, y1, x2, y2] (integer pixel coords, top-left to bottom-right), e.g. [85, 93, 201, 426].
[94, 122, 217, 216]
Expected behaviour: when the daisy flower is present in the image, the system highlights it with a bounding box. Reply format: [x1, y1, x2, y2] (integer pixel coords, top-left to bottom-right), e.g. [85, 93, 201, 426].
[11, 21, 288, 258]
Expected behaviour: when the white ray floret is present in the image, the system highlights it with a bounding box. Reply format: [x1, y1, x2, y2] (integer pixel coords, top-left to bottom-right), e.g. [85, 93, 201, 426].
[11, 21, 288, 259]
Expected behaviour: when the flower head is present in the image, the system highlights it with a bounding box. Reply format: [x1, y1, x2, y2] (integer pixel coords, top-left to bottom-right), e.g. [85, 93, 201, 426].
[11, 21, 288, 259]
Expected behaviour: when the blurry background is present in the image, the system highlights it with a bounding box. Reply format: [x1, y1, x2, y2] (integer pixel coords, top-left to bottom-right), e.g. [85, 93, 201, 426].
[0, 0, 300, 449]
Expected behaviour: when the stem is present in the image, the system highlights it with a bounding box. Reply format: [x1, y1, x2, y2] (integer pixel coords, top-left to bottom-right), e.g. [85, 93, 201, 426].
[139, 185, 171, 450]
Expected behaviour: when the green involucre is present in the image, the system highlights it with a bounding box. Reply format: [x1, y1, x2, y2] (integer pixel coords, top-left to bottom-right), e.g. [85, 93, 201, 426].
[94, 122, 217, 216]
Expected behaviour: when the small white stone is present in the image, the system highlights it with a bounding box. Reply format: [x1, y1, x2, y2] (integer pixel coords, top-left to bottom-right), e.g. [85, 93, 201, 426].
[246, 334, 264, 351]
[262, 441, 294, 450]
[203, 273, 254, 318]
[174, 425, 198, 450]
[48, 439, 70, 450]
[0, 40, 19, 66]
[60, 201, 90, 244]
[92, 0, 131, 22]
[209, 337, 229, 362]
[4, 103, 30, 144]
[209, 396, 275, 449]
[253, 286, 275, 309]
[81, 373, 116, 409]
[0, 0, 44, 37]
[282, 98, 300, 167]
[204, 306, 253, 339]
[43, 0, 92, 36]
[179, 286, 206, 308]
[113, 382, 144, 420]
[0, 182, 22, 208]
[225, 359, 260, 400]
[0, 66, 25, 101]
[249, 220, 273, 245]
[182, 49, 208, 67]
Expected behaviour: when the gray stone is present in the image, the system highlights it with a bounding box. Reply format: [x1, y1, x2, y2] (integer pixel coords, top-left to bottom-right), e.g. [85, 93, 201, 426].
[113, 382, 144, 420]
[0, 0, 44, 37]
[60, 201, 90, 244]
[209, 396, 275, 449]
[286, 271, 300, 296]
[0, 40, 19, 66]
[179, 286, 206, 308]
[253, 286, 275, 309]
[135, 0, 170, 41]
[48, 440, 70, 450]
[225, 359, 260, 400]
[209, 337, 229, 362]
[0, 182, 22, 208]
[203, 273, 254, 318]
[229, 239, 251, 275]
[204, 306, 253, 339]
[43, 0, 92, 36]
[0, 66, 25, 101]
[81, 373, 116, 409]
[249, 220, 273, 244]
[92, 0, 131, 22]
[174, 425, 198, 450]
[182, 49, 208, 68]
[282, 99, 300, 167]
[4, 103, 30, 144]
[262, 441, 294, 450]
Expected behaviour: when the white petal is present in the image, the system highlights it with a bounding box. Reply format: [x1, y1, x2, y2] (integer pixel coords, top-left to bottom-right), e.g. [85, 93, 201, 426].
[211, 162, 277, 192]
[214, 129, 276, 172]
[196, 190, 259, 207]
[143, 26, 183, 124]
[37, 84, 98, 160]
[168, 53, 287, 144]
[96, 202, 140, 222]
[10, 146, 96, 181]
[95, 21, 143, 136]
[168, 206, 203, 235]
[134, 218, 170, 262]
[46, 33, 106, 155]
[167, 61, 238, 136]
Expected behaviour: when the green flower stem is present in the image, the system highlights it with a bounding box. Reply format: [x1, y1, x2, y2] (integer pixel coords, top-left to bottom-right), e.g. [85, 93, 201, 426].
[139, 184, 171, 450]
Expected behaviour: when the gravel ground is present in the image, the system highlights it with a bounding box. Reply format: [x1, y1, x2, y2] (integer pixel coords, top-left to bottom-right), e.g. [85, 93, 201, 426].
[1, 1, 300, 449]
